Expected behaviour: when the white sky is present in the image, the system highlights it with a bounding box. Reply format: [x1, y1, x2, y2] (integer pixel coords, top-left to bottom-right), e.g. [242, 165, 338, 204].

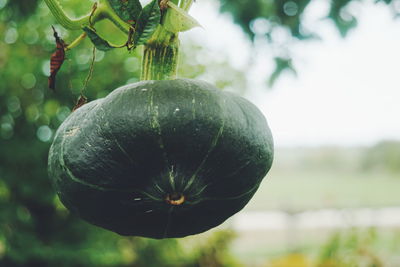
[184, 0, 400, 147]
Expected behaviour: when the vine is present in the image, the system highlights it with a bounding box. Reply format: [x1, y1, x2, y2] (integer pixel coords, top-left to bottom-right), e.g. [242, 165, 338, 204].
[44, 0, 200, 84]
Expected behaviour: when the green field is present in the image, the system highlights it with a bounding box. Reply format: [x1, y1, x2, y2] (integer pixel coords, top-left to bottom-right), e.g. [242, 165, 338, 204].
[245, 146, 400, 211]
[230, 227, 400, 266]
[226, 146, 400, 266]
[246, 169, 400, 211]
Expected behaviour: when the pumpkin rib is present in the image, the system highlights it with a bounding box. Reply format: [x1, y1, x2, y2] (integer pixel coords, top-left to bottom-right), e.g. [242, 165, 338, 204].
[113, 137, 135, 164]
[186, 183, 259, 205]
[97, 104, 142, 173]
[183, 159, 253, 203]
[168, 166, 177, 192]
[162, 206, 174, 238]
[223, 159, 252, 179]
[101, 109, 136, 164]
[61, 164, 164, 201]
[135, 190, 163, 201]
[231, 95, 252, 129]
[191, 95, 196, 120]
[148, 88, 175, 191]
[187, 79, 198, 120]
[57, 124, 107, 191]
[60, 142, 164, 202]
[153, 181, 167, 194]
[204, 183, 260, 201]
[58, 120, 112, 192]
[185, 183, 209, 199]
[60, 155, 109, 192]
[183, 119, 225, 192]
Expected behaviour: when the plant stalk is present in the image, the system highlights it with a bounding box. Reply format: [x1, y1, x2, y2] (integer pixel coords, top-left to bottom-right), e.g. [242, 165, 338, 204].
[141, 36, 179, 81]
[44, 0, 98, 29]
[44, 0, 130, 34]
[141, 24, 180, 80]
[45, 0, 193, 82]
[140, 0, 195, 81]
[66, 33, 87, 50]
[180, 0, 194, 11]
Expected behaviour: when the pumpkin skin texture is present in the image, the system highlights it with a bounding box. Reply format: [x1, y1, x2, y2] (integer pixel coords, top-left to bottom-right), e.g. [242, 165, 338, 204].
[48, 79, 273, 239]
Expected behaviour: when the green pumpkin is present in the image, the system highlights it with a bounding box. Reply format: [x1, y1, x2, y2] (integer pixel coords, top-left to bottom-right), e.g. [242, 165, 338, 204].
[48, 79, 273, 238]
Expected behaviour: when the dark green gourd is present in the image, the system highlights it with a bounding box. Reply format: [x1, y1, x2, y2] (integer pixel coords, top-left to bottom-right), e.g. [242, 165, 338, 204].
[48, 79, 273, 238]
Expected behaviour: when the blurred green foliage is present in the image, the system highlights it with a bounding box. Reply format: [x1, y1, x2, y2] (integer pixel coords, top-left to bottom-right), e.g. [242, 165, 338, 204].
[362, 141, 400, 173]
[316, 228, 383, 267]
[219, 0, 399, 85]
[3, 0, 399, 86]
[5, 0, 398, 39]
[218, 0, 399, 41]
[264, 228, 392, 267]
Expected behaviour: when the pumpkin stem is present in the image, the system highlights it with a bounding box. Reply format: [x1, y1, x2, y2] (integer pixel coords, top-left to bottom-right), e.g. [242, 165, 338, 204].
[140, 29, 179, 81]
[166, 192, 185, 205]
[140, 0, 195, 81]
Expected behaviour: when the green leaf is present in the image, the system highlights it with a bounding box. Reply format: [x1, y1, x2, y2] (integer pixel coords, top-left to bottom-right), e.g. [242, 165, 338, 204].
[133, 0, 161, 46]
[83, 27, 119, 51]
[108, 0, 142, 23]
[163, 2, 201, 33]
